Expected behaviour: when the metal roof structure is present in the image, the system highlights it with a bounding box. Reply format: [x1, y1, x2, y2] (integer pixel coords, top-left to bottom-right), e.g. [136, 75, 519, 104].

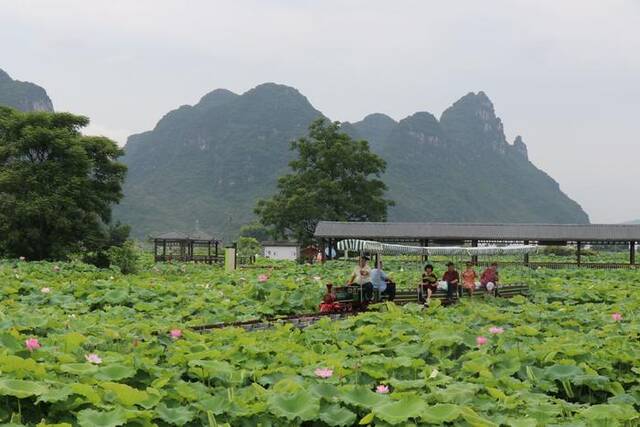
[262, 241, 301, 247]
[314, 221, 640, 242]
[153, 231, 218, 241]
[337, 239, 538, 256]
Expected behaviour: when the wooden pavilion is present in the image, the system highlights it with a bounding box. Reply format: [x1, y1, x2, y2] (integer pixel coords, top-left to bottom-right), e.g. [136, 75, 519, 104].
[314, 221, 640, 268]
[153, 231, 221, 263]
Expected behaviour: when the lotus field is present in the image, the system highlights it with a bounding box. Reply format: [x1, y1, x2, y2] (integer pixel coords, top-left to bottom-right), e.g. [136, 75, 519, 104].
[1, 260, 639, 426]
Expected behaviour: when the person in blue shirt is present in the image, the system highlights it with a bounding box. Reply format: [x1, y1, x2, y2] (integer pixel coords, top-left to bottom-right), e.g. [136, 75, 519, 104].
[370, 260, 396, 301]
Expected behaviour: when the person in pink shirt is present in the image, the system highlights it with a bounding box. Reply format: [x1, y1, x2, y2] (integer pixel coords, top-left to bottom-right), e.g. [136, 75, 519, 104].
[461, 262, 478, 296]
[480, 262, 499, 293]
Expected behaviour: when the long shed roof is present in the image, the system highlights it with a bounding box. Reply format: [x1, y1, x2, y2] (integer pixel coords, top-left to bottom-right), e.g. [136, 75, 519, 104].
[154, 231, 217, 241]
[314, 221, 640, 242]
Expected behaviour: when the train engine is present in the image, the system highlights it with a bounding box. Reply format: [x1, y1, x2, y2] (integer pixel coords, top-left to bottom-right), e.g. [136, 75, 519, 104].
[319, 283, 374, 313]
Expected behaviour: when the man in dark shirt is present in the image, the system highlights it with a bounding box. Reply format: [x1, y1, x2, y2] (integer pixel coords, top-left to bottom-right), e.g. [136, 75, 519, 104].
[442, 262, 460, 303]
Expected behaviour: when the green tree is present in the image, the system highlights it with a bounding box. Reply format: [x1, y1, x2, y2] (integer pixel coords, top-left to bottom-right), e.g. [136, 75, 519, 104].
[255, 118, 393, 244]
[0, 107, 127, 260]
[239, 221, 272, 242]
[237, 237, 262, 258]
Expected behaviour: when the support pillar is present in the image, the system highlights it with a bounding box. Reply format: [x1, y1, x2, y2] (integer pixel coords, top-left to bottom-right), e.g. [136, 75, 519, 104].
[320, 238, 326, 264]
[523, 240, 530, 266]
[423, 240, 429, 262]
[576, 241, 582, 266]
[233, 242, 238, 270]
[631, 241, 636, 266]
[471, 239, 478, 265]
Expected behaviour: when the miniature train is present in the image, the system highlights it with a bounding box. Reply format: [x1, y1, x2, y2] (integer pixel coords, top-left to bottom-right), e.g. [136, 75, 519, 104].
[319, 282, 530, 313]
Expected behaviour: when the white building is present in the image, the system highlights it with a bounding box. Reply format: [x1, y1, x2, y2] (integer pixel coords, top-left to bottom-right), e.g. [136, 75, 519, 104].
[262, 241, 300, 261]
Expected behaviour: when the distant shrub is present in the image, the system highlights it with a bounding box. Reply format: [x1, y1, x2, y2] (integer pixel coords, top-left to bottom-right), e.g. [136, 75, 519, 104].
[542, 246, 599, 257]
[238, 237, 262, 258]
[542, 246, 575, 257]
[108, 240, 141, 274]
[239, 222, 272, 242]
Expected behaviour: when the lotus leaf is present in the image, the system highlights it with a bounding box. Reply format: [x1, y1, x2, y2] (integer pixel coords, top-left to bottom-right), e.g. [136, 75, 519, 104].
[421, 403, 462, 423]
[374, 395, 427, 424]
[95, 364, 137, 381]
[267, 389, 320, 421]
[154, 403, 196, 426]
[76, 408, 127, 427]
[0, 378, 48, 398]
[340, 386, 387, 408]
[101, 382, 149, 407]
[319, 403, 357, 426]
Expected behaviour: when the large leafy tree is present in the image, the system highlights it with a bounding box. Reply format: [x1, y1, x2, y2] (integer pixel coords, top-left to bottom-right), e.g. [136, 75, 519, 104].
[255, 118, 393, 244]
[0, 107, 127, 260]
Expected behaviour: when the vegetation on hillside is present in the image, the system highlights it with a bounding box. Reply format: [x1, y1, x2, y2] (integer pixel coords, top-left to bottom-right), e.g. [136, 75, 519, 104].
[116, 85, 589, 240]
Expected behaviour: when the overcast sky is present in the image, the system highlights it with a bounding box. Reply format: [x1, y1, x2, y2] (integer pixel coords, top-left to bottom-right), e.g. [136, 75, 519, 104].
[2, 0, 638, 223]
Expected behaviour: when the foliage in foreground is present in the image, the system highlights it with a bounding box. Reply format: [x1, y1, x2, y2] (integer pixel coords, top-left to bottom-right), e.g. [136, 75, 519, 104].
[0, 261, 639, 425]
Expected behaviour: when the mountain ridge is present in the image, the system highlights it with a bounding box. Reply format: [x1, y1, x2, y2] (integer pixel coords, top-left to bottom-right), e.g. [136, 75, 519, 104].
[115, 83, 589, 240]
[0, 68, 54, 112]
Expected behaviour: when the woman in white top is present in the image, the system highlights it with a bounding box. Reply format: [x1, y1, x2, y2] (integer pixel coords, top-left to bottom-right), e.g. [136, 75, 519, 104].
[348, 256, 373, 301]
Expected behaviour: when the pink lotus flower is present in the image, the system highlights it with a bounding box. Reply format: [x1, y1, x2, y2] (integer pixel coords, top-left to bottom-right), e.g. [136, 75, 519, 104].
[476, 336, 488, 346]
[25, 338, 41, 352]
[258, 274, 269, 283]
[375, 384, 389, 394]
[612, 312, 623, 322]
[40, 287, 51, 294]
[314, 367, 333, 378]
[170, 329, 182, 340]
[85, 353, 102, 364]
[489, 326, 504, 334]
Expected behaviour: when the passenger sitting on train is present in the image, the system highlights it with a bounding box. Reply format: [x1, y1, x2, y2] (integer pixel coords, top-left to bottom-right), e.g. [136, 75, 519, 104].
[319, 283, 340, 313]
[480, 262, 499, 292]
[371, 261, 396, 301]
[442, 262, 460, 303]
[461, 262, 478, 296]
[420, 264, 438, 306]
[348, 255, 374, 301]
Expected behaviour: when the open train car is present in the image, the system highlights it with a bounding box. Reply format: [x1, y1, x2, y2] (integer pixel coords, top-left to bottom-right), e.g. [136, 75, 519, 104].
[319, 239, 536, 313]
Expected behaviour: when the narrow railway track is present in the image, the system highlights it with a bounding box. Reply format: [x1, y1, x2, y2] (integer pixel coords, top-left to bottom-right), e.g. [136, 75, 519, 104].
[191, 284, 529, 333]
[191, 310, 357, 333]
[191, 291, 423, 333]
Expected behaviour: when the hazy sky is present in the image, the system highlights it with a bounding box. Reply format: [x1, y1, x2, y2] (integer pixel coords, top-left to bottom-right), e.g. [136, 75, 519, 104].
[2, 0, 638, 223]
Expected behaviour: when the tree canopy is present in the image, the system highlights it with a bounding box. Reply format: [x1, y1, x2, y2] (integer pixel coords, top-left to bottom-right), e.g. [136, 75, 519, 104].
[255, 118, 393, 244]
[0, 107, 127, 260]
